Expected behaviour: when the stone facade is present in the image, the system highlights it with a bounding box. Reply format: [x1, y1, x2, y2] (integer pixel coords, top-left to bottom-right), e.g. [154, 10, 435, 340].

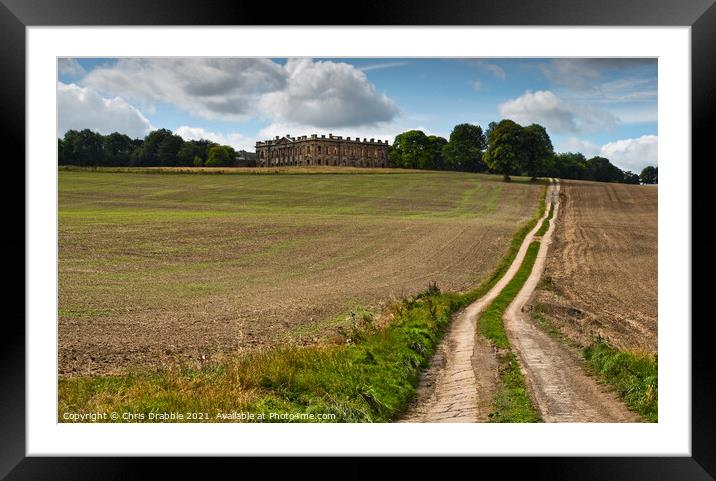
[255, 134, 390, 168]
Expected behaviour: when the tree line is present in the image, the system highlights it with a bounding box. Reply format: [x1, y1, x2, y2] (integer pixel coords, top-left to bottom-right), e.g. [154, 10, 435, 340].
[59, 124, 658, 185]
[390, 120, 658, 184]
[58, 128, 240, 167]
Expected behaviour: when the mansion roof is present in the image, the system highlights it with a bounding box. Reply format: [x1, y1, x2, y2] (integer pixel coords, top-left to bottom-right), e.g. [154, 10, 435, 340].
[256, 134, 390, 147]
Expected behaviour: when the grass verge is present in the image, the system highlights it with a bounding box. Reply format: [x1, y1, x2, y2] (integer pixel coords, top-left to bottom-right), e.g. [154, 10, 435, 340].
[477, 241, 542, 423]
[583, 339, 658, 422]
[532, 306, 658, 422]
[535, 201, 554, 237]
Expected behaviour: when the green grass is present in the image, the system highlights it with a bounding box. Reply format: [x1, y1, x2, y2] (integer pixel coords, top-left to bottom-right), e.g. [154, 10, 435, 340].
[535, 202, 554, 237]
[477, 241, 542, 423]
[583, 339, 658, 422]
[58, 179, 548, 422]
[531, 305, 658, 423]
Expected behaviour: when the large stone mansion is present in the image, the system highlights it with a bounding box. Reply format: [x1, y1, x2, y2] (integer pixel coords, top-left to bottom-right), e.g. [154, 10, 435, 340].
[255, 134, 390, 168]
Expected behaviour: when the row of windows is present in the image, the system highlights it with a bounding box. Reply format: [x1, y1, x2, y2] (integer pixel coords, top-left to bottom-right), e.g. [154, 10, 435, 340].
[259, 146, 386, 159]
[263, 158, 387, 167]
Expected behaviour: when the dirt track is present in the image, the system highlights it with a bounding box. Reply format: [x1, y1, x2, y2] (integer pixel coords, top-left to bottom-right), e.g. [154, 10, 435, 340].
[404, 180, 638, 423]
[401, 182, 556, 423]
[503, 181, 637, 422]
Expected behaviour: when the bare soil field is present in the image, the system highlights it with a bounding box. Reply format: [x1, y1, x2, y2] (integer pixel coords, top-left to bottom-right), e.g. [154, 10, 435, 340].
[533, 180, 657, 354]
[59, 169, 543, 376]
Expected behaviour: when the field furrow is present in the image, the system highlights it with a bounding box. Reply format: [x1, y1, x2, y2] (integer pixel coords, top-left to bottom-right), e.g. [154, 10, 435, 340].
[59, 170, 543, 376]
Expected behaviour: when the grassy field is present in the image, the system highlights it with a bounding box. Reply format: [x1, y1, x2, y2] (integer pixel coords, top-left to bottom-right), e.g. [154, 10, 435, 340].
[59, 168, 544, 376]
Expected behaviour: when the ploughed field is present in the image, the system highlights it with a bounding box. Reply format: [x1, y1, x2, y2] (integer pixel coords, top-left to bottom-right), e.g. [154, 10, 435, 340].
[533, 180, 657, 354]
[59, 169, 543, 376]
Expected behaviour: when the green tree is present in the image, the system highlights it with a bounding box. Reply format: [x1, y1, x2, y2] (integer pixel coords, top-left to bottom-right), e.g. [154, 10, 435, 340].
[586, 156, 624, 182]
[622, 171, 641, 184]
[521, 124, 553, 180]
[426, 135, 448, 170]
[60, 129, 104, 166]
[205, 145, 234, 167]
[157, 134, 184, 166]
[58, 138, 67, 165]
[177, 141, 202, 166]
[134, 129, 175, 166]
[192, 139, 218, 163]
[442, 123, 487, 172]
[485, 121, 498, 141]
[553, 152, 588, 180]
[193, 155, 203, 167]
[640, 165, 658, 184]
[484, 119, 524, 181]
[390, 130, 433, 169]
[103, 132, 134, 166]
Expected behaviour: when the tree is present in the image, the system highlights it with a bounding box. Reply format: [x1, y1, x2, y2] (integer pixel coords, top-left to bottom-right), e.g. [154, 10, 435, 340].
[521, 124, 553, 180]
[622, 171, 641, 184]
[552, 152, 588, 180]
[134, 129, 175, 166]
[205, 145, 234, 167]
[103, 132, 134, 166]
[484, 119, 524, 181]
[585, 156, 623, 183]
[177, 141, 202, 166]
[58, 138, 67, 165]
[157, 134, 184, 166]
[192, 139, 218, 163]
[426, 135, 447, 170]
[442, 123, 487, 172]
[60, 129, 104, 166]
[485, 121, 498, 141]
[390, 130, 433, 169]
[193, 155, 203, 167]
[640, 165, 658, 184]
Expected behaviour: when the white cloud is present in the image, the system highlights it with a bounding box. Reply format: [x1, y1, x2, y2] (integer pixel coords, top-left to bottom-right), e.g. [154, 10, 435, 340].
[57, 82, 152, 139]
[58, 58, 86, 78]
[557, 137, 601, 158]
[471, 80, 483, 91]
[555, 134, 657, 172]
[471, 61, 506, 80]
[540, 59, 655, 91]
[595, 77, 657, 102]
[254, 115, 448, 146]
[259, 58, 398, 128]
[499, 90, 617, 134]
[79, 58, 399, 129]
[81, 58, 287, 121]
[483, 64, 506, 80]
[174, 126, 255, 152]
[358, 61, 408, 72]
[257, 122, 396, 144]
[599, 135, 657, 172]
[611, 105, 658, 124]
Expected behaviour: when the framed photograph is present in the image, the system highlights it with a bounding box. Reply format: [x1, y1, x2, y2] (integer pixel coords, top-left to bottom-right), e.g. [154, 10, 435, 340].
[4, 0, 714, 478]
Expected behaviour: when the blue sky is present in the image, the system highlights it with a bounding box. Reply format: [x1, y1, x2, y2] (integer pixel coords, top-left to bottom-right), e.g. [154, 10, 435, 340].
[58, 57, 657, 172]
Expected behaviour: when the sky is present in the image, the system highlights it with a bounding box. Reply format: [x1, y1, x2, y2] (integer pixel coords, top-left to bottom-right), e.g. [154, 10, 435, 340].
[57, 57, 658, 173]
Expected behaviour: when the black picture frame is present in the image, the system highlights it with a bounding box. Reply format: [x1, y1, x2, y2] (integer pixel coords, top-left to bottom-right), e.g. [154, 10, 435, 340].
[2, 0, 713, 478]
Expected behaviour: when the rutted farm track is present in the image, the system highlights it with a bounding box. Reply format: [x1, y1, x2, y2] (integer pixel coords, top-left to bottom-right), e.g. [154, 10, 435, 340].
[503, 182, 637, 422]
[403, 180, 637, 423]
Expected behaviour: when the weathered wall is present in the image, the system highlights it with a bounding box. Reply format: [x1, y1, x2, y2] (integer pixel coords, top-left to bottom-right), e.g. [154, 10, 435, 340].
[256, 135, 390, 168]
